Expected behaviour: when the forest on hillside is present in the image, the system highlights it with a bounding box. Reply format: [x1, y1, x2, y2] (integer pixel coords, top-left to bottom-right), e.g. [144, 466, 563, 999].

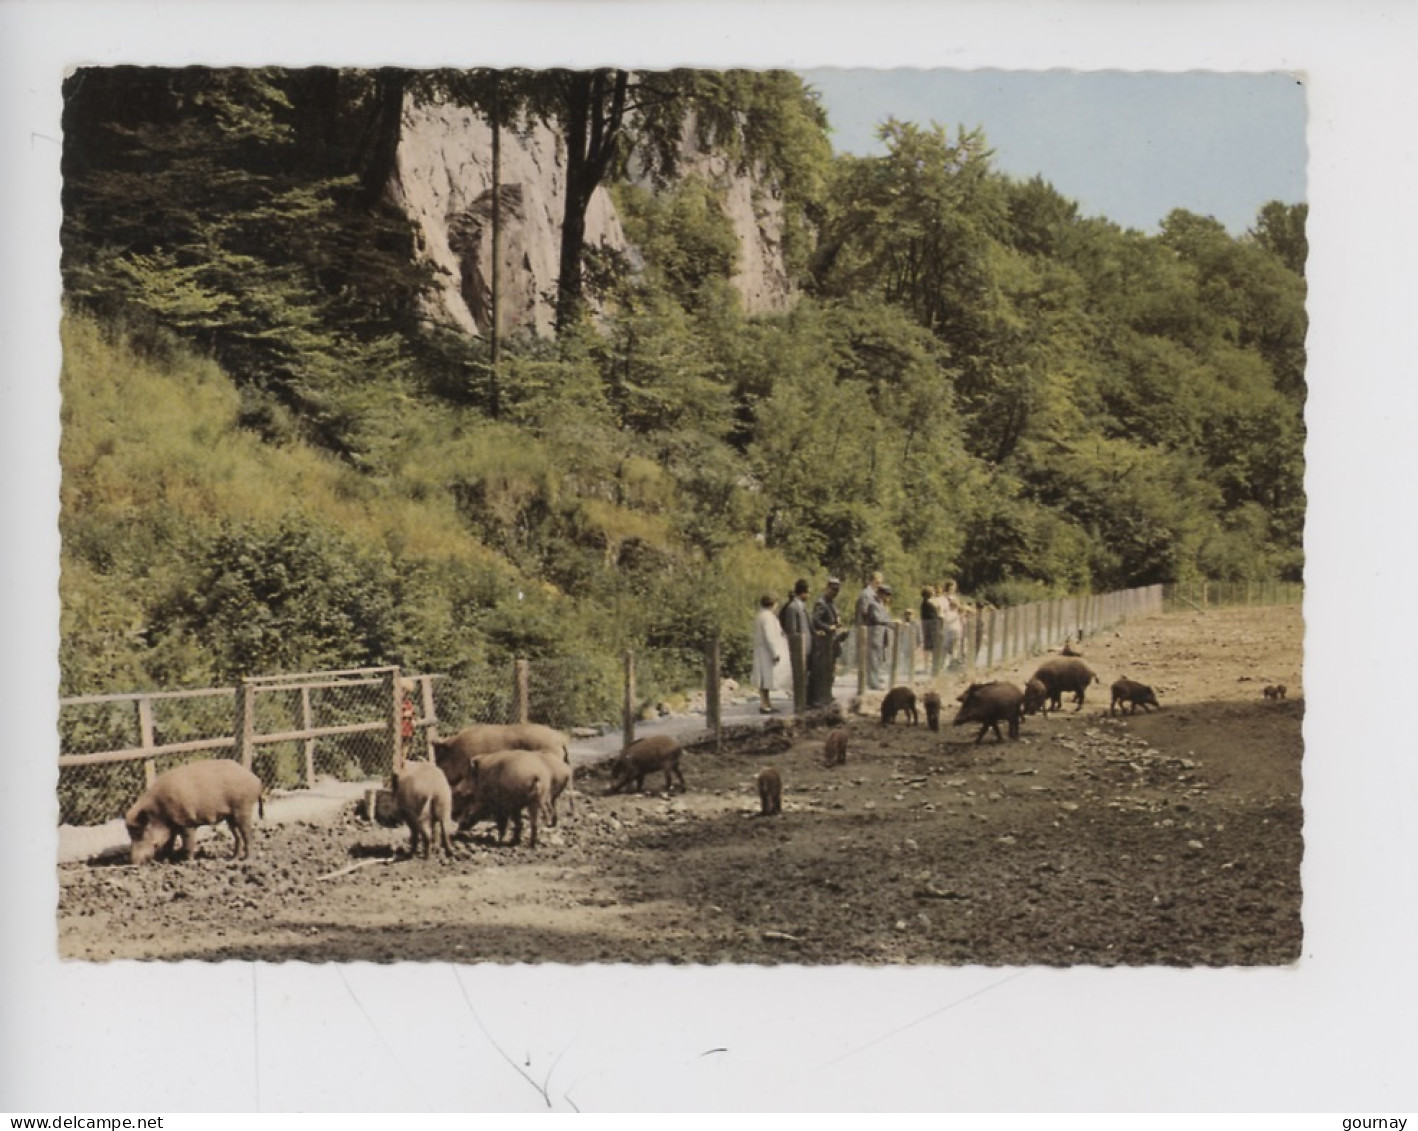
[58, 66, 1306, 713]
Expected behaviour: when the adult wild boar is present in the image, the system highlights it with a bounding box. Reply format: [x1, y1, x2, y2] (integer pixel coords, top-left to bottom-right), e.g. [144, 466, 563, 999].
[1030, 657, 1099, 713]
[952, 681, 1024, 744]
[1022, 678, 1050, 717]
[451, 749, 552, 848]
[125, 759, 264, 865]
[1110, 678, 1161, 716]
[392, 760, 453, 858]
[923, 691, 942, 732]
[434, 723, 573, 825]
[606, 735, 686, 795]
[433, 722, 568, 766]
[880, 686, 918, 726]
[823, 728, 848, 767]
[756, 767, 783, 816]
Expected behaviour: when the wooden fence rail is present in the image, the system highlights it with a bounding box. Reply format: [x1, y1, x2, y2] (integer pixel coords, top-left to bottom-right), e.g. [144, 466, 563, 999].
[59, 667, 441, 788]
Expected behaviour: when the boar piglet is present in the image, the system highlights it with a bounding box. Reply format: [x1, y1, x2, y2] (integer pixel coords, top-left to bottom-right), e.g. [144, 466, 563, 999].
[453, 749, 551, 848]
[392, 760, 452, 858]
[923, 691, 942, 732]
[125, 759, 264, 865]
[1110, 678, 1160, 716]
[952, 682, 1024, 745]
[1030, 657, 1099, 713]
[606, 735, 686, 795]
[756, 767, 783, 816]
[880, 686, 918, 726]
[823, 728, 848, 767]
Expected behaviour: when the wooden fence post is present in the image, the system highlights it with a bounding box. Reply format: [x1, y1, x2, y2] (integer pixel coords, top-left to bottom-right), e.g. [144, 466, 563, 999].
[705, 635, 722, 753]
[385, 669, 403, 775]
[235, 680, 255, 772]
[420, 675, 439, 758]
[300, 685, 316, 787]
[514, 658, 530, 724]
[137, 696, 157, 788]
[622, 651, 636, 753]
[886, 623, 900, 690]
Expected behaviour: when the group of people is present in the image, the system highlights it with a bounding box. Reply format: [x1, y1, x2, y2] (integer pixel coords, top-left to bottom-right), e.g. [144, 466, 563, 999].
[751, 573, 971, 711]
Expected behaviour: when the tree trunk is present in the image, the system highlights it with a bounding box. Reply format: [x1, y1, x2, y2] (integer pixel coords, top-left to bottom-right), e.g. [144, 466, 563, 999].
[355, 67, 409, 209]
[554, 69, 627, 333]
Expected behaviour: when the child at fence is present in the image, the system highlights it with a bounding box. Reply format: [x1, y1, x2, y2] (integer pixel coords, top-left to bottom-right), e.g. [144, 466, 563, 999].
[399, 678, 418, 761]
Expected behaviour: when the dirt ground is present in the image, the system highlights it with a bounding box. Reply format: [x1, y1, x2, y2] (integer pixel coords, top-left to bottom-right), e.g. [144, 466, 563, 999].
[57, 603, 1304, 966]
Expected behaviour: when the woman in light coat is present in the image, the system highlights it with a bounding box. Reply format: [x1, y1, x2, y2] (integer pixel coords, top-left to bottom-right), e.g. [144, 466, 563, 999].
[751, 594, 789, 714]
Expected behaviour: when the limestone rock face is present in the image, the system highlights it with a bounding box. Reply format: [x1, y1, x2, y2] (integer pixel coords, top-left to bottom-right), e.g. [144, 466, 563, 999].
[391, 94, 793, 338]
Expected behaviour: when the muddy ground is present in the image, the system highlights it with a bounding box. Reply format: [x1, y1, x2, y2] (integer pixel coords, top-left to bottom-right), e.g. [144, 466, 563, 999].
[58, 604, 1303, 966]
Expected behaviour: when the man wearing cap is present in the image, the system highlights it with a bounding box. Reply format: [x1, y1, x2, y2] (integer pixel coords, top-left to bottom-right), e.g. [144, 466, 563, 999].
[809, 576, 846, 708]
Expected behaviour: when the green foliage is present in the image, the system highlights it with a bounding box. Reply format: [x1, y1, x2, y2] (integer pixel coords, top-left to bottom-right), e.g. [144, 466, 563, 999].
[57, 69, 1307, 718]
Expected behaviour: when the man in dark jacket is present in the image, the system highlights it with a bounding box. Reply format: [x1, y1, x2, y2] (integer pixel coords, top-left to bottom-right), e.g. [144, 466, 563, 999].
[809, 577, 846, 708]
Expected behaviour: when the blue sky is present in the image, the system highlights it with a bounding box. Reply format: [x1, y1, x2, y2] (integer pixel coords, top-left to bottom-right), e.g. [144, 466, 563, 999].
[799, 68, 1307, 236]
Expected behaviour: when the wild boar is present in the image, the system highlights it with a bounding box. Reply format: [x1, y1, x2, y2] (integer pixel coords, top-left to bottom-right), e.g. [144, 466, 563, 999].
[1262, 685, 1277, 700]
[433, 722, 568, 767]
[434, 723, 573, 826]
[952, 681, 1024, 744]
[1030, 657, 1099, 713]
[756, 767, 783, 816]
[392, 759, 453, 858]
[1274, 683, 1288, 700]
[1110, 678, 1160, 715]
[125, 759, 264, 865]
[1022, 678, 1050, 717]
[606, 734, 686, 795]
[1061, 640, 1083, 657]
[823, 728, 848, 767]
[923, 691, 942, 732]
[880, 686, 918, 726]
[451, 749, 551, 848]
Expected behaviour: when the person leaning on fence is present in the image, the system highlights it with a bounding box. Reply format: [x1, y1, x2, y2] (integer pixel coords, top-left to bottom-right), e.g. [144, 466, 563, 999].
[939, 580, 966, 670]
[809, 576, 847, 708]
[751, 594, 790, 714]
[941, 583, 964, 674]
[899, 607, 922, 676]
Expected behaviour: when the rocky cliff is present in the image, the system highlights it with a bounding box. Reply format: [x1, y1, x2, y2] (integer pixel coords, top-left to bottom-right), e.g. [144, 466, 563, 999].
[391, 93, 794, 339]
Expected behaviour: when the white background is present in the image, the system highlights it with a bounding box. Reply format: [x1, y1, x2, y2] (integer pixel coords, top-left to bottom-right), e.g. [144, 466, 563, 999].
[2, 0, 1415, 1114]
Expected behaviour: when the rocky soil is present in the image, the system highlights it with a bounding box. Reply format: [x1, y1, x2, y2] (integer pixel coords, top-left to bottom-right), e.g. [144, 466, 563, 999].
[57, 604, 1304, 966]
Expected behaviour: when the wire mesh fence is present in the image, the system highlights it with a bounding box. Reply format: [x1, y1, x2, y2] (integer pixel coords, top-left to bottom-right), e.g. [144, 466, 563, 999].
[1163, 580, 1302, 612]
[842, 584, 1168, 695]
